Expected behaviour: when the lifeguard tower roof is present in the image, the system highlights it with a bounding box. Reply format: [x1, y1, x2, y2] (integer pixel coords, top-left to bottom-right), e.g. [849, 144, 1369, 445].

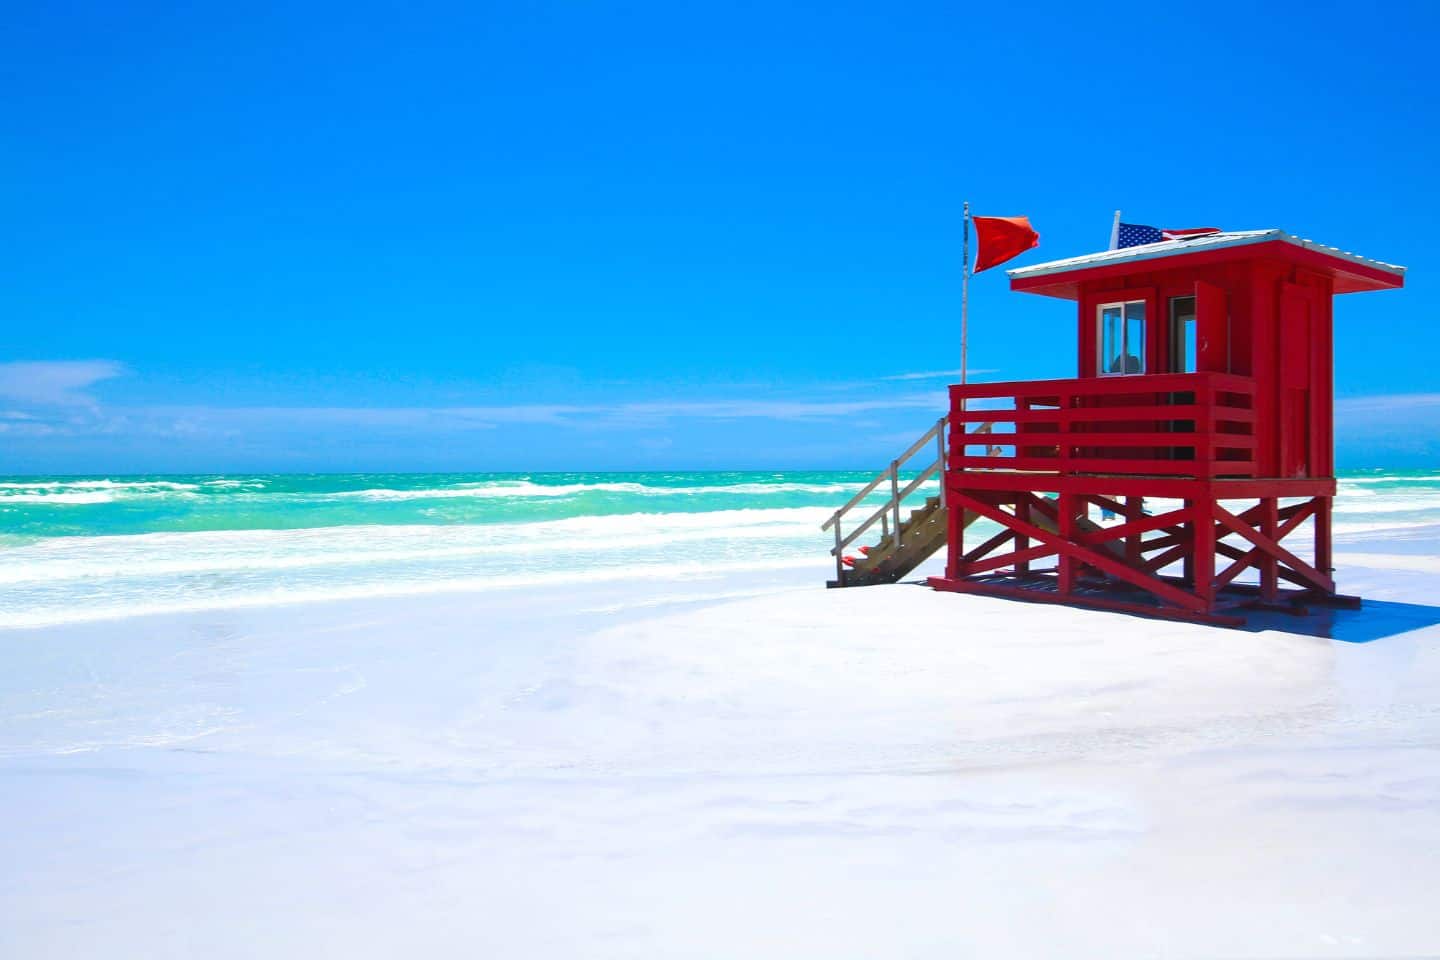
[1008, 229, 1406, 300]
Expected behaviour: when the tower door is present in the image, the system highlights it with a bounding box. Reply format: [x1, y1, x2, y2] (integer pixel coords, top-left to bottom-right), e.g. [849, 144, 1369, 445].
[1168, 283, 1228, 374]
[1279, 282, 1317, 477]
[1164, 284, 1228, 462]
[1195, 281, 1227, 372]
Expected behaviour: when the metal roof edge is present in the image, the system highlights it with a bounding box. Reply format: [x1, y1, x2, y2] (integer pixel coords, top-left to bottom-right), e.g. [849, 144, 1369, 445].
[1007, 229, 1405, 281]
[1285, 234, 1407, 276]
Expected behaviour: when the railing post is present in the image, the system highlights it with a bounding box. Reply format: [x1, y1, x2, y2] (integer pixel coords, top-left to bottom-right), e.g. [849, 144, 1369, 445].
[936, 416, 947, 508]
[833, 514, 844, 583]
[1058, 491, 1075, 597]
[1014, 493, 1030, 576]
[1196, 378, 1216, 478]
[1181, 499, 1195, 585]
[1059, 391, 1072, 476]
[1260, 496, 1279, 601]
[1126, 496, 1143, 567]
[1315, 495, 1333, 580]
[1193, 498, 1216, 612]
[890, 460, 902, 550]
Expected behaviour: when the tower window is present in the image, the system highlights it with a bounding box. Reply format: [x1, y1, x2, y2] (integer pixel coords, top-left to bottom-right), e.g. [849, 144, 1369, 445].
[1099, 300, 1146, 375]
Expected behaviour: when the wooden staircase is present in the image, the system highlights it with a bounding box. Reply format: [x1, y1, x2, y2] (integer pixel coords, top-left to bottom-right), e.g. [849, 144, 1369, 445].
[833, 496, 980, 586]
[824, 417, 995, 588]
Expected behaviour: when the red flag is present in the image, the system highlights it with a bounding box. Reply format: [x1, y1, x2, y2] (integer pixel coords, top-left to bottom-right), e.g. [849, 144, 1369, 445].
[971, 215, 1040, 273]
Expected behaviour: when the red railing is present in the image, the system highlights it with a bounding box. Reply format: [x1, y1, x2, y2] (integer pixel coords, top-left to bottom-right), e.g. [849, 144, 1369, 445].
[950, 372, 1257, 479]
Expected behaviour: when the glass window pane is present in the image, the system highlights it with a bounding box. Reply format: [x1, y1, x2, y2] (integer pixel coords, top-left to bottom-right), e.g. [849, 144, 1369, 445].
[1100, 305, 1123, 375]
[1124, 300, 1145, 374]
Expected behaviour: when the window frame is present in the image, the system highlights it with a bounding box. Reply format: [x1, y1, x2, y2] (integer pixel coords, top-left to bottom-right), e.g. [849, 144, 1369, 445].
[1096, 298, 1149, 377]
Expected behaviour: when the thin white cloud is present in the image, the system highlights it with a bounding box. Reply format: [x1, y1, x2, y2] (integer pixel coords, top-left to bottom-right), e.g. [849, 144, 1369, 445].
[1334, 394, 1440, 459]
[0, 361, 951, 453]
[607, 394, 945, 423]
[1337, 393, 1440, 413]
[0, 420, 58, 437]
[880, 368, 999, 381]
[0, 360, 128, 407]
[187, 404, 581, 428]
[121, 392, 948, 434]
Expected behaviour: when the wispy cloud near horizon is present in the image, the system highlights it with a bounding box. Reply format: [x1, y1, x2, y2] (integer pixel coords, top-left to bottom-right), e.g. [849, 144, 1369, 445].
[12, 365, 1434, 472]
[880, 368, 999, 382]
[107, 390, 949, 435]
[0, 359, 950, 470]
[1337, 393, 1440, 412]
[0, 360, 128, 408]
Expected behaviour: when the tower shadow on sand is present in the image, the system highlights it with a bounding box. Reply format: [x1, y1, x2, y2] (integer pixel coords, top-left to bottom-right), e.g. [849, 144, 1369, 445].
[1242, 598, 1440, 643]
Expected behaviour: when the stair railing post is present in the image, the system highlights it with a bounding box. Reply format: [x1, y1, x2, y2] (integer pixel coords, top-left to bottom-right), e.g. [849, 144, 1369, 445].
[881, 512, 889, 540]
[935, 416, 947, 508]
[833, 513, 844, 583]
[890, 460, 902, 550]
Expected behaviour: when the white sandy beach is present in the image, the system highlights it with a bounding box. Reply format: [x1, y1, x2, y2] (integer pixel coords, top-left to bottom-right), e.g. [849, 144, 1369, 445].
[3, 524, 1440, 958]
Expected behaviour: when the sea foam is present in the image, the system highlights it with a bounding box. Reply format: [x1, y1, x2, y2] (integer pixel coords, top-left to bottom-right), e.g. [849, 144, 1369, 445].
[2, 469, 1436, 628]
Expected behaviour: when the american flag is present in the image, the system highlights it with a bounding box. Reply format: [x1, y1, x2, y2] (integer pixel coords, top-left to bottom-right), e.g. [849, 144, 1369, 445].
[1114, 222, 1221, 249]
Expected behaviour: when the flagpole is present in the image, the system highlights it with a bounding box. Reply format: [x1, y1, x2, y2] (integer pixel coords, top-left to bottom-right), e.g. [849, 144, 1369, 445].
[961, 200, 970, 396]
[1109, 209, 1121, 250]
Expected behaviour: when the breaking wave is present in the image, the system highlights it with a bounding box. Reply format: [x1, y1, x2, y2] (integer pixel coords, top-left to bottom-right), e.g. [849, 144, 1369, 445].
[0, 479, 200, 492]
[1, 469, 1436, 628]
[0, 491, 119, 505]
[0, 506, 846, 628]
[337, 480, 871, 501]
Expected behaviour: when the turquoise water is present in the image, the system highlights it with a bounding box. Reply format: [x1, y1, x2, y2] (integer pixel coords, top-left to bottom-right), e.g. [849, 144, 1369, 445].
[2, 471, 1438, 628]
[0, 472, 883, 540]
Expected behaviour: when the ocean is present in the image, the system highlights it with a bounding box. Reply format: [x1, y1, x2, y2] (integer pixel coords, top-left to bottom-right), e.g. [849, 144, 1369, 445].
[3, 470, 1438, 629]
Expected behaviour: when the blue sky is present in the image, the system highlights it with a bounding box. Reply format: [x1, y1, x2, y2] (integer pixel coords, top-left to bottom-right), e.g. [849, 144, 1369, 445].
[2, 0, 1437, 472]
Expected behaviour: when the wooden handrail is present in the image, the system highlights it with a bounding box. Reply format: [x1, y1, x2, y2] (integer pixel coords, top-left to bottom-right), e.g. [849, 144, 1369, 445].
[822, 417, 944, 532]
[950, 370, 1257, 400]
[823, 417, 998, 586]
[953, 405, 1257, 424]
[833, 458, 943, 555]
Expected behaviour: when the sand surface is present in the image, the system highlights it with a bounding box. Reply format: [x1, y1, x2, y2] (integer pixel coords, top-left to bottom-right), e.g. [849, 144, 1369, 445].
[3, 537, 1440, 957]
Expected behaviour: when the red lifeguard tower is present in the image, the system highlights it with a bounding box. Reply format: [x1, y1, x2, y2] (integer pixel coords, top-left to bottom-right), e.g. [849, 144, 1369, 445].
[825, 228, 1405, 626]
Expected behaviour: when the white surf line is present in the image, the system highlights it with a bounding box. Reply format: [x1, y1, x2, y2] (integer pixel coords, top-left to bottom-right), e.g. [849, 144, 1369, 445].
[0, 557, 828, 631]
[1333, 552, 1440, 574]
